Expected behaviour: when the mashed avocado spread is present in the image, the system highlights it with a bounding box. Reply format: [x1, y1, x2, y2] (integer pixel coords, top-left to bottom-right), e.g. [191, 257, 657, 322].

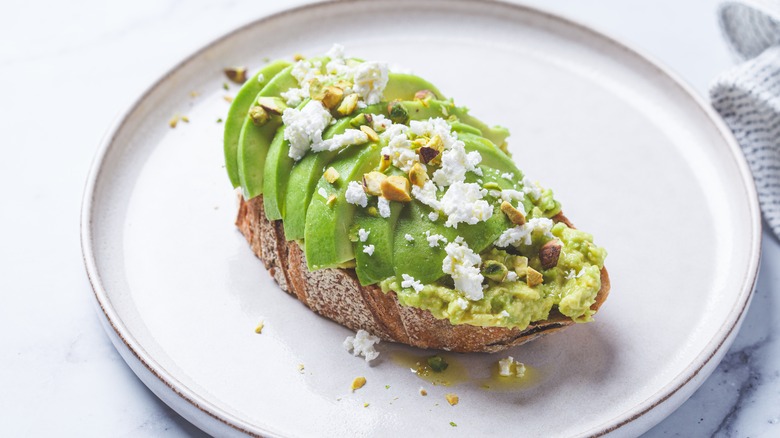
[224, 44, 608, 332]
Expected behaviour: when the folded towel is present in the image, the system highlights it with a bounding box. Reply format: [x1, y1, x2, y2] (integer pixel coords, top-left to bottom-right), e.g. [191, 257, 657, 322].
[711, 0, 780, 237]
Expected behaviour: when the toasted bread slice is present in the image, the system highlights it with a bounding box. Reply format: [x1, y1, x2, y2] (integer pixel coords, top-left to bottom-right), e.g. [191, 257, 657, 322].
[236, 195, 610, 353]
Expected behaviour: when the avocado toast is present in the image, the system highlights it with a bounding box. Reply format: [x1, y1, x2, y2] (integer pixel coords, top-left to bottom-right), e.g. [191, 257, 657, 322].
[227, 45, 609, 352]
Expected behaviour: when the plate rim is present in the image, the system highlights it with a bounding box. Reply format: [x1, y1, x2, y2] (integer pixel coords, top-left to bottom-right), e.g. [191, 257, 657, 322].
[80, 0, 762, 436]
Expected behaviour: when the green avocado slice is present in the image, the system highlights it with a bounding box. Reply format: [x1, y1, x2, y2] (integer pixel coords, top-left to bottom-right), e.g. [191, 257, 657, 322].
[224, 60, 291, 188]
[393, 201, 458, 285]
[237, 66, 299, 200]
[304, 143, 381, 270]
[352, 168, 406, 286]
[261, 125, 293, 221]
[457, 132, 521, 176]
[383, 73, 445, 101]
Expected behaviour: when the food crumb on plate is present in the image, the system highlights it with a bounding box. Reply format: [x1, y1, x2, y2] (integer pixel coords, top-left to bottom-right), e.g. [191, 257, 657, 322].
[445, 393, 459, 406]
[351, 376, 367, 392]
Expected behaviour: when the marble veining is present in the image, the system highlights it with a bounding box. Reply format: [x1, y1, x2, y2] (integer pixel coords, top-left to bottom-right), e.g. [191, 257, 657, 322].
[1, 0, 776, 436]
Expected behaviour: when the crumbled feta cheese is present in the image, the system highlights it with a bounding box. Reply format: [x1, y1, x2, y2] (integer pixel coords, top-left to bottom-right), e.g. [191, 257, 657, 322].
[494, 217, 554, 247]
[358, 228, 370, 242]
[428, 211, 439, 221]
[522, 176, 542, 200]
[317, 187, 328, 199]
[501, 172, 514, 180]
[378, 196, 391, 218]
[404, 233, 414, 242]
[506, 271, 518, 282]
[380, 123, 418, 172]
[401, 273, 424, 292]
[345, 181, 368, 207]
[409, 118, 459, 148]
[499, 190, 528, 216]
[499, 310, 510, 318]
[411, 180, 441, 210]
[362, 244, 375, 256]
[432, 141, 482, 187]
[371, 114, 392, 132]
[352, 61, 389, 105]
[426, 233, 447, 248]
[343, 329, 380, 362]
[315, 128, 368, 152]
[257, 73, 265, 83]
[440, 182, 493, 228]
[498, 356, 526, 378]
[453, 297, 469, 310]
[283, 100, 333, 160]
[442, 238, 484, 300]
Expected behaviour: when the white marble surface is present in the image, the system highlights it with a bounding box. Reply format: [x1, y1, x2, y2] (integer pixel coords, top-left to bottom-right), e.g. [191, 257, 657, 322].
[0, 0, 777, 436]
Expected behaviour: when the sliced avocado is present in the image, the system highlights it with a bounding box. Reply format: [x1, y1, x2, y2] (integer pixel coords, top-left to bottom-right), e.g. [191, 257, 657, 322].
[224, 60, 290, 188]
[352, 168, 406, 286]
[458, 132, 521, 176]
[393, 201, 458, 284]
[237, 65, 300, 200]
[282, 104, 384, 241]
[304, 143, 381, 270]
[260, 126, 293, 220]
[383, 73, 445, 101]
[401, 99, 509, 147]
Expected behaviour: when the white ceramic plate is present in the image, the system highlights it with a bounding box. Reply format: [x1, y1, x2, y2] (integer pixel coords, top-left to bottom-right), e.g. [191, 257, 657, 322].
[81, 1, 761, 436]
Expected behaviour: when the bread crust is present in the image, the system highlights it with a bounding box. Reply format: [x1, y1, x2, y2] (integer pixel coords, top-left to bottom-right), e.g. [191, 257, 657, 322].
[236, 196, 610, 353]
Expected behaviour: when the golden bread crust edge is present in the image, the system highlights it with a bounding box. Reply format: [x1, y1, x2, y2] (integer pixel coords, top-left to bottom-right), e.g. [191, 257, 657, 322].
[236, 196, 610, 353]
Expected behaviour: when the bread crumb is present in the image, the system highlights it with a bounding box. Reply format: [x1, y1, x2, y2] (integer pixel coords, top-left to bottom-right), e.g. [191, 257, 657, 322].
[419, 387, 427, 396]
[445, 393, 459, 406]
[351, 376, 367, 392]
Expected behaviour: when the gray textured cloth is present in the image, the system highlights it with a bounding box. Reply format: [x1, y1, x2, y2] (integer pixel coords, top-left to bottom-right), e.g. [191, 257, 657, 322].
[712, 0, 780, 237]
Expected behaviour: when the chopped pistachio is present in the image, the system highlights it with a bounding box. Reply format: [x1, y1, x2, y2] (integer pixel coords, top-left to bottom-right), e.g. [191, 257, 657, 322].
[414, 89, 436, 100]
[483, 182, 501, 190]
[222, 82, 230, 90]
[223, 95, 234, 103]
[514, 256, 529, 276]
[293, 53, 305, 61]
[320, 86, 344, 110]
[421, 135, 444, 165]
[362, 171, 387, 196]
[168, 115, 179, 128]
[363, 403, 370, 408]
[411, 138, 427, 150]
[360, 125, 379, 142]
[297, 364, 305, 373]
[526, 267, 543, 287]
[254, 321, 264, 334]
[350, 113, 373, 128]
[326, 194, 337, 206]
[450, 421, 458, 427]
[408, 163, 429, 188]
[385, 385, 390, 389]
[379, 154, 392, 172]
[366, 206, 379, 217]
[500, 201, 526, 225]
[539, 240, 562, 270]
[324, 167, 340, 184]
[257, 96, 288, 115]
[337, 93, 359, 116]
[351, 376, 367, 392]
[445, 393, 459, 406]
[418, 146, 440, 165]
[481, 260, 508, 282]
[428, 355, 449, 372]
[216, 118, 223, 123]
[380, 176, 412, 202]
[387, 100, 409, 124]
[249, 105, 269, 126]
[189, 91, 199, 98]
[224, 67, 248, 84]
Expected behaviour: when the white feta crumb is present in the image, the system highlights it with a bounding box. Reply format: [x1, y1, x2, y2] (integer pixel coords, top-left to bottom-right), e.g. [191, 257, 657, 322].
[283, 100, 333, 160]
[362, 244, 375, 256]
[404, 233, 414, 242]
[317, 187, 328, 199]
[315, 128, 368, 152]
[378, 196, 391, 218]
[358, 228, 370, 242]
[494, 217, 554, 247]
[401, 273, 424, 292]
[353, 61, 389, 105]
[380, 124, 418, 172]
[343, 329, 380, 362]
[440, 182, 493, 228]
[453, 297, 469, 310]
[501, 172, 514, 180]
[506, 271, 518, 282]
[370, 114, 392, 132]
[522, 176, 542, 200]
[411, 180, 441, 210]
[498, 356, 525, 377]
[428, 211, 439, 221]
[257, 73, 265, 83]
[345, 181, 368, 207]
[442, 238, 484, 300]
[426, 233, 447, 248]
[499, 310, 510, 318]
[432, 140, 482, 187]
